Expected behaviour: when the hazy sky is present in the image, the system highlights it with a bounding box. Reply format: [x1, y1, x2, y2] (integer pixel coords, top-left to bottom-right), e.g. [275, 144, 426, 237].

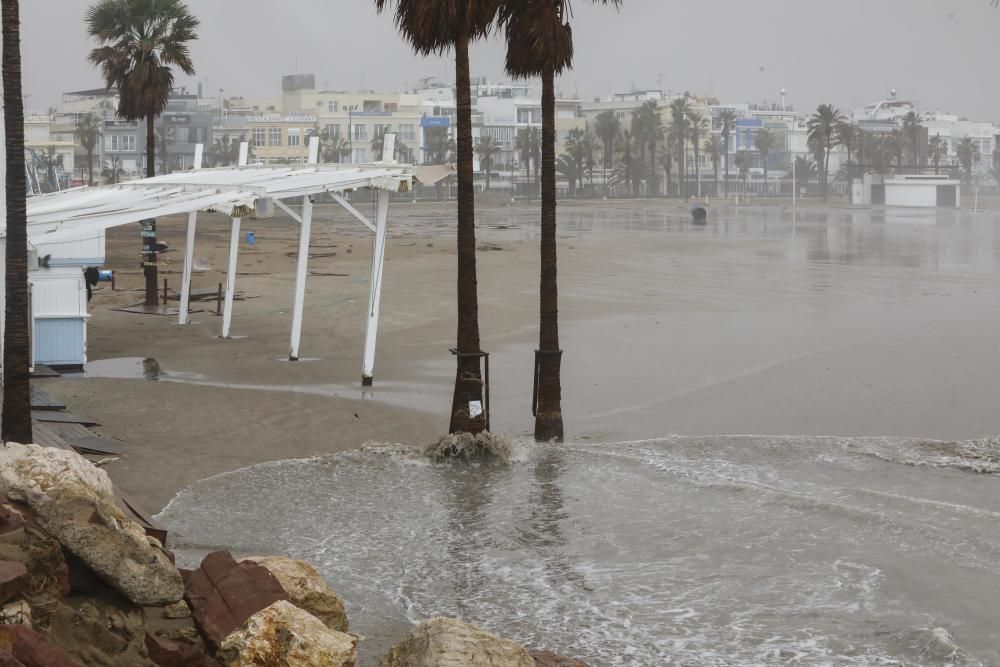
[21, 0, 1000, 120]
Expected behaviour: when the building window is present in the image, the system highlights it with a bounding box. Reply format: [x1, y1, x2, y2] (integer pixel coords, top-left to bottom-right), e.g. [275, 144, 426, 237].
[353, 124, 368, 141]
[325, 124, 341, 138]
[399, 124, 416, 141]
[268, 127, 282, 146]
[351, 147, 369, 163]
[105, 135, 136, 152]
[517, 108, 532, 124]
[252, 128, 266, 147]
[615, 111, 626, 121]
[288, 128, 302, 147]
[328, 101, 338, 113]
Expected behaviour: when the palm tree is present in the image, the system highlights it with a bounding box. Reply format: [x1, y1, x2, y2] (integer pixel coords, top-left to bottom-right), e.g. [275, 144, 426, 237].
[155, 124, 175, 174]
[102, 156, 126, 184]
[593, 109, 620, 191]
[754, 127, 777, 196]
[687, 110, 708, 198]
[2, 0, 32, 442]
[87, 0, 199, 307]
[706, 135, 722, 197]
[500, 0, 621, 442]
[424, 125, 456, 200]
[617, 128, 636, 195]
[807, 103, 845, 202]
[38, 146, 64, 192]
[887, 129, 905, 169]
[956, 137, 981, 187]
[734, 150, 751, 194]
[555, 154, 580, 195]
[718, 108, 737, 197]
[515, 127, 541, 192]
[635, 100, 662, 196]
[475, 134, 499, 191]
[669, 98, 690, 196]
[901, 111, 923, 167]
[210, 133, 242, 167]
[929, 134, 946, 175]
[377, 0, 498, 435]
[791, 156, 816, 195]
[74, 112, 103, 186]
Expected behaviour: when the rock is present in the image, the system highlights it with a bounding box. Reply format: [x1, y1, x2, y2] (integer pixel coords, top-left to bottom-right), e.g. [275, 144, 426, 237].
[0, 649, 22, 667]
[0, 600, 30, 627]
[216, 600, 356, 667]
[145, 633, 219, 667]
[0, 625, 82, 667]
[528, 650, 589, 667]
[184, 551, 288, 653]
[43, 585, 153, 667]
[162, 600, 192, 620]
[0, 443, 113, 502]
[379, 618, 535, 667]
[0, 562, 28, 604]
[241, 556, 348, 631]
[164, 626, 201, 645]
[30, 482, 183, 607]
[0, 501, 69, 600]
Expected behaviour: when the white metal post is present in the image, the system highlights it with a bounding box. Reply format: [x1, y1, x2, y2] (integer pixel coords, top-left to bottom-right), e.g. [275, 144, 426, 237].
[362, 190, 390, 385]
[239, 142, 249, 167]
[178, 211, 198, 325]
[221, 217, 241, 338]
[289, 196, 314, 360]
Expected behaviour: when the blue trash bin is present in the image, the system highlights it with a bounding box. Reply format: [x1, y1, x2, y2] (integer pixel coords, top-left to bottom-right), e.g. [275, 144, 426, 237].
[246, 231, 256, 246]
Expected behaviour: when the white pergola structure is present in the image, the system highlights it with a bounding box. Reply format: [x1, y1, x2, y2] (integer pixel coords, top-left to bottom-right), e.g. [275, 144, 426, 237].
[26, 136, 424, 384]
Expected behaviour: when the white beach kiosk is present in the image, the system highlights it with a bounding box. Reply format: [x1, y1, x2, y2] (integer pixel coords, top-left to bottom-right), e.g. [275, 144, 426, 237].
[12, 135, 434, 383]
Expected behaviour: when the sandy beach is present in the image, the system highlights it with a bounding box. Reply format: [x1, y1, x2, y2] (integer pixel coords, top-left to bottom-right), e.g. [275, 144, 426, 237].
[37, 198, 1000, 512]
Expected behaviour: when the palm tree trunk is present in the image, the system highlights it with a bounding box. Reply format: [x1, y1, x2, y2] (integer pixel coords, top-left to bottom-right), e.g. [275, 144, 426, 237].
[143, 112, 158, 306]
[87, 149, 94, 187]
[2, 0, 32, 443]
[723, 136, 730, 197]
[448, 24, 486, 435]
[535, 64, 563, 443]
[823, 142, 830, 202]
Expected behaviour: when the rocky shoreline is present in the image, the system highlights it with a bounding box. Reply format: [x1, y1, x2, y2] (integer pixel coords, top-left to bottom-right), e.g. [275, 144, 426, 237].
[0, 442, 589, 666]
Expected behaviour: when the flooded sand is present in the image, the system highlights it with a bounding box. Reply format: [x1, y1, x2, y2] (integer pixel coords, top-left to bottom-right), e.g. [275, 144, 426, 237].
[160, 436, 1000, 666]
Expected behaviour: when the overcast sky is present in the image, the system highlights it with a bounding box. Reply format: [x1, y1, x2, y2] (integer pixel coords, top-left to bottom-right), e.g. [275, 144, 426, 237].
[21, 0, 1000, 120]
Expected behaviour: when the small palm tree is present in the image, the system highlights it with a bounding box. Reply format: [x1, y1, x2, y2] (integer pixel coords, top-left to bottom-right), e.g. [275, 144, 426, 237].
[901, 111, 923, 167]
[718, 108, 737, 197]
[515, 127, 541, 191]
[593, 109, 620, 190]
[475, 133, 499, 191]
[74, 112, 103, 186]
[2, 0, 32, 442]
[638, 100, 662, 196]
[687, 110, 708, 198]
[38, 146, 64, 192]
[956, 137, 981, 187]
[102, 156, 125, 184]
[500, 0, 622, 441]
[706, 135, 722, 197]
[754, 128, 777, 195]
[807, 103, 846, 201]
[376, 0, 499, 435]
[734, 150, 751, 194]
[87, 0, 199, 306]
[929, 134, 946, 175]
[792, 156, 816, 195]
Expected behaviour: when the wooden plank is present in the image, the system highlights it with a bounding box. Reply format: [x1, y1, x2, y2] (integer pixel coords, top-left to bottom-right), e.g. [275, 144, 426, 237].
[30, 421, 73, 450]
[30, 386, 66, 410]
[32, 410, 100, 427]
[69, 436, 127, 456]
[116, 493, 168, 545]
[30, 364, 61, 378]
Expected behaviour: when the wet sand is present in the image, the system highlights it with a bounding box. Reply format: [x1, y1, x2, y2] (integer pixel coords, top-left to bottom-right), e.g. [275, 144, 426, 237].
[40, 199, 1000, 511]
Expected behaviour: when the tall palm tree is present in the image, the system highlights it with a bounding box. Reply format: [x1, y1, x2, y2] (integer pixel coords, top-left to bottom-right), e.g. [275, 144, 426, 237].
[2, 0, 32, 442]
[87, 0, 199, 307]
[687, 110, 708, 198]
[593, 109, 620, 191]
[901, 111, 923, 167]
[929, 134, 946, 175]
[807, 103, 845, 202]
[836, 121, 858, 165]
[74, 112, 103, 186]
[617, 128, 636, 195]
[706, 135, 722, 197]
[754, 127, 777, 195]
[377, 0, 498, 435]
[956, 137, 981, 187]
[500, 0, 621, 442]
[515, 126, 541, 190]
[475, 133, 499, 191]
[669, 98, 690, 197]
[718, 108, 737, 197]
[633, 100, 661, 196]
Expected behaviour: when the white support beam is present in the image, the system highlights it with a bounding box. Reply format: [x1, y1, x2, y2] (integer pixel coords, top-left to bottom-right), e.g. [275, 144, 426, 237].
[221, 217, 242, 338]
[274, 199, 303, 225]
[178, 211, 198, 325]
[381, 133, 396, 164]
[288, 197, 314, 360]
[362, 189, 391, 385]
[330, 193, 376, 233]
[308, 136, 320, 165]
[193, 144, 204, 170]
[238, 142, 249, 167]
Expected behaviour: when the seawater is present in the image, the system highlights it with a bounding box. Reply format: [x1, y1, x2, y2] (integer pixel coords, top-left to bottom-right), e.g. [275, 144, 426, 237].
[159, 436, 1000, 666]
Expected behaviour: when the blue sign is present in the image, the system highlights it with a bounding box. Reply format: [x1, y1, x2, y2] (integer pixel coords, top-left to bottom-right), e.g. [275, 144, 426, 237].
[421, 116, 451, 128]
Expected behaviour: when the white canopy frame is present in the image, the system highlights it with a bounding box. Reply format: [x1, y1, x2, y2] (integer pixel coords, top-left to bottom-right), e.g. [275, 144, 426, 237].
[24, 134, 413, 385]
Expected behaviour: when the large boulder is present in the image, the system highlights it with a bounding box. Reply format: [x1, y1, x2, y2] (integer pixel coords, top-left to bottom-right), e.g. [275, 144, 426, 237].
[145, 633, 219, 667]
[184, 551, 288, 653]
[379, 618, 535, 667]
[43, 584, 153, 667]
[30, 482, 182, 607]
[0, 500, 69, 601]
[0, 445, 181, 607]
[0, 562, 28, 604]
[0, 625, 82, 667]
[216, 600, 356, 667]
[241, 556, 348, 632]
